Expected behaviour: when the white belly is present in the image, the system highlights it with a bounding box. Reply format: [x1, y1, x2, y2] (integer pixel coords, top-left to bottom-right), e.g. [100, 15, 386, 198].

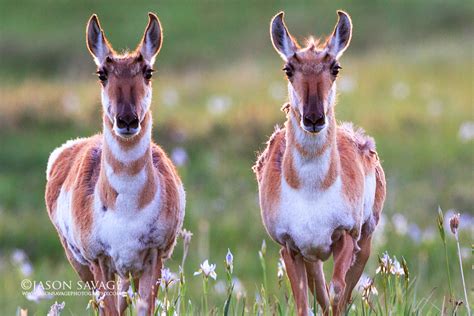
[88, 182, 184, 276]
[274, 176, 358, 261]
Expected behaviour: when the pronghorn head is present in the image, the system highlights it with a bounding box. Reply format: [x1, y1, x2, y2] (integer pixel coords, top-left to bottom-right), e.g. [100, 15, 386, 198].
[271, 11, 352, 134]
[86, 13, 162, 138]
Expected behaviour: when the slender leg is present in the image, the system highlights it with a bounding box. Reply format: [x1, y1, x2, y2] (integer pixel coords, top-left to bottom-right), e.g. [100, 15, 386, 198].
[330, 232, 354, 316]
[342, 234, 372, 306]
[60, 238, 94, 284]
[138, 249, 163, 316]
[281, 246, 309, 316]
[98, 257, 119, 316]
[91, 258, 118, 316]
[117, 276, 130, 315]
[305, 260, 330, 315]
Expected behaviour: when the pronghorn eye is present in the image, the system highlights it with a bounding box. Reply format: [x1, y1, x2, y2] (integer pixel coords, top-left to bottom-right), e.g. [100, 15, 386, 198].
[331, 64, 342, 76]
[144, 68, 154, 80]
[282, 66, 293, 78]
[97, 70, 107, 82]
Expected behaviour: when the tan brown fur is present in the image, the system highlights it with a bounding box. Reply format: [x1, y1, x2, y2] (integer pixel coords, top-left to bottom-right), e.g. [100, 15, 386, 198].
[257, 11, 386, 315]
[46, 13, 182, 316]
[102, 144, 149, 175]
[152, 144, 184, 257]
[254, 127, 286, 234]
[337, 130, 365, 205]
[320, 147, 339, 190]
[46, 139, 89, 217]
[98, 166, 118, 210]
[47, 136, 102, 244]
[283, 148, 300, 189]
[373, 162, 386, 223]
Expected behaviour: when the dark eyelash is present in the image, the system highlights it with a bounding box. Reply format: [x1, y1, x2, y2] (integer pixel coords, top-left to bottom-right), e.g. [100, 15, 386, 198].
[96, 70, 107, 82]
[144, 68, 154, 80]
[282, 65, 293, 77]
[331, 63, 342, 76]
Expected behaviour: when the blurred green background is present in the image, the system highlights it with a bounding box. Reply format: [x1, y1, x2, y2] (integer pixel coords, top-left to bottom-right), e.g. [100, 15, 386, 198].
[0, 0, 472, 314]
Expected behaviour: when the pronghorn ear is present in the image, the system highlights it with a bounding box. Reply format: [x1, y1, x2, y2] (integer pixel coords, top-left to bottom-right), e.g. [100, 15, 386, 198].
[86, 14, 112, 66]
[139, 13, 163, 65]
[270, 12, 298, 61]
[326, 11, 352, 59]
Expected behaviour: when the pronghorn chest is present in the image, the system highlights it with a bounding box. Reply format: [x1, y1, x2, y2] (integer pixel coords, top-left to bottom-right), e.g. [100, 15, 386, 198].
[275, 176, 357, 261]
[87, 171, 167, 276]
[271, 152, 363, 261]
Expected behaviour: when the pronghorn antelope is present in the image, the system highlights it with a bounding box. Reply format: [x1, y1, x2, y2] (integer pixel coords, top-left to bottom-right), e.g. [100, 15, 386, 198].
[253, 11, 386, 315]
[45, 13, 185, 315]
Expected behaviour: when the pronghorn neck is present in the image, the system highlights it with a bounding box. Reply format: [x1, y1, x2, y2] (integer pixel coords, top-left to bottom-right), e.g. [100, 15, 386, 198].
[99, 112, 157, 210]
[282, 104, 340, 189]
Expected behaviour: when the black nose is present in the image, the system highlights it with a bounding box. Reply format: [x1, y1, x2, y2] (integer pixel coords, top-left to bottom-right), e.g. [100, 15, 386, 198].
[303, 113, 325, 127]
[116, 114, 139, 130]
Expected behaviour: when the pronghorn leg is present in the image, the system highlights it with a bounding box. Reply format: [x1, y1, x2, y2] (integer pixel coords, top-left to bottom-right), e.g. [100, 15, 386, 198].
[91, 258, 118, 316]
[342, 233, 372, 307]
[117, 276, 130, 316]
[305, 260, 330, 315]
[138, 249, 162, 316]
[330, 232, 354, 316]
[60, 238, 94, 284]
[281, 246, 309, 316]
[117, 276, 140, 315]
[98, 257, 119, 316]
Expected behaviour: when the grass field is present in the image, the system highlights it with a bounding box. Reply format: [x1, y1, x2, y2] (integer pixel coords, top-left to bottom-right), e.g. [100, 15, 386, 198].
[0, 1, 472, 315]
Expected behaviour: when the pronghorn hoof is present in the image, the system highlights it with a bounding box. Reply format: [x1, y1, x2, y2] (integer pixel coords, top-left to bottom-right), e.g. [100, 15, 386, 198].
[329, 281, 343, 305]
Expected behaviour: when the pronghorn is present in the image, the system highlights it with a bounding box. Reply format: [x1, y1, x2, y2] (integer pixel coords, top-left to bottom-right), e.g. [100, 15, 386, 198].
[253, 11, 386, 315]
[45, 13, 185, 315]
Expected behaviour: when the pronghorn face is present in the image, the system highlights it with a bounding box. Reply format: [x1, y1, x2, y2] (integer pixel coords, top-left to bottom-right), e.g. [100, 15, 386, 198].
[271, 11, 352, 134]
[86, 13, 162, 139]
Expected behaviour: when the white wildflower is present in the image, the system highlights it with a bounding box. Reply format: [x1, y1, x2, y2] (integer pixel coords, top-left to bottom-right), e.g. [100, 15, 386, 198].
[47, 301, 65, 316]
[87, 289, 105, 309]
[392, 213, 408, 236]
[160, 268, 177, 289]
[376, 252, 392, 275]
[338, 75, 356, 93]
[268, 82, 286, 101]
[161, 87, 179, 107]
[214, 280, 226, 295]
[407, 223, 422, 244]
[391, 257, 405, 276]
[11, 249, 33, 277]
[225, 249, 233, 273]
[26, 284, 53, 303]
[207, 95, 232, 115]
[277, 257, 285, 280]
[392, 81, 410, 100]
[232, 277, 246, 299]
[135, 298, 148, 315]
[171, 147, 188, 167]
[19, 262, 33, 277]
[359, 276, 378, 303]
[458, 121, 474, 142]
[181, 229, 193, 245]
[194, 260, 217, 280]
[120, 285, 135, 301]
[260, 240, 266, 256]
[11, 249, 27, 264]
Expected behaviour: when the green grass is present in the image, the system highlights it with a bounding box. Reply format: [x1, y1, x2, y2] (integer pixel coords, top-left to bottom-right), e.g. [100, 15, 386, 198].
[0, 1, 472, 314]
